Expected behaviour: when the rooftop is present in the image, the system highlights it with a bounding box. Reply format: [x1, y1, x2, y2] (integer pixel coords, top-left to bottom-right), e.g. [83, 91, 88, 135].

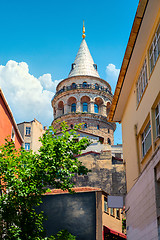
[68, 39, 100, 78]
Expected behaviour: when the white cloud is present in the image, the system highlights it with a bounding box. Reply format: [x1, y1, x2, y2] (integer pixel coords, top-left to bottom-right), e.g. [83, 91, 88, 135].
[0, 60, 61, 127]
[106, 63, 120, 93]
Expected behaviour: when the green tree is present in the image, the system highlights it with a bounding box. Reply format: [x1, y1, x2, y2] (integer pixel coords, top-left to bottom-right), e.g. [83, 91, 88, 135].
[0, 122, 90, 239]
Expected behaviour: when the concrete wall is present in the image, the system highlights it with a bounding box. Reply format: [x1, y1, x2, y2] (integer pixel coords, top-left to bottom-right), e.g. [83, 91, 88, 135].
[0, 94, 22, 149]
[125, 147, 160, 240]
[38, 192, 97, 240]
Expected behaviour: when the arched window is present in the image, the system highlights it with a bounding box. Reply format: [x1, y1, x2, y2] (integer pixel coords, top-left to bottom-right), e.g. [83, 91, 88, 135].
[58, 101, 64, 116]
[108, 138, 111, 145]
[83, 82, 87, 88]
[83, 102, 88, 112]
[97, 125, 100, 130]
[94, 104, 99, 113]
[84, 123, 87, 128]
[95, 83, 99, 90]
[71, 83, 77, 89]
[71, 103, 76, 112]
[108, 129, 110, 133]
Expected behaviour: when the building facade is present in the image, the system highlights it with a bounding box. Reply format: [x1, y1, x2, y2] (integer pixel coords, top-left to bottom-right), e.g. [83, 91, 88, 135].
[109, 0, 160, 239]
[0, 88, 23, 149]
[38, 187, 126, 240]
[18, 118, 46, 153]
[73, 144, 126, 196]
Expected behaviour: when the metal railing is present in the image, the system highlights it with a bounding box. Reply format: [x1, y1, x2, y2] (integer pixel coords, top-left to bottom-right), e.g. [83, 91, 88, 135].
[53, 83, 113, 98]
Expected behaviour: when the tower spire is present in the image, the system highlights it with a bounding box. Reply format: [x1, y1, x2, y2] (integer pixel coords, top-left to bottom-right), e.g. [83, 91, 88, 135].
[82, 20, 86, 39]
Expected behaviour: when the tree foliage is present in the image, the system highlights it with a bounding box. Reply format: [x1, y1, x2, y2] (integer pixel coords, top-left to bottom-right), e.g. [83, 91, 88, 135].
[0, 122, 90, 239]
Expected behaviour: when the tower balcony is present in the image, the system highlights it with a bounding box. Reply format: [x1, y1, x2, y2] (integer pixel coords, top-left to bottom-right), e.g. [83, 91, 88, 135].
[53, 83, 113, 99]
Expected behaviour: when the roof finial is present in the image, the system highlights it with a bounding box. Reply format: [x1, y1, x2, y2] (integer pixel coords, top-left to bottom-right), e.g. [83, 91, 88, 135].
[82, 20, 86, 39]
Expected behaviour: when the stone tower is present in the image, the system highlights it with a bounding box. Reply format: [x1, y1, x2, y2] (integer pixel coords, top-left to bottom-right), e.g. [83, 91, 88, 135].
[51, 26, 116, 144]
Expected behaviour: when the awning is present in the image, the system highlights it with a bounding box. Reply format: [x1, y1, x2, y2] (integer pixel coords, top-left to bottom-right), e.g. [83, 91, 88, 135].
[103, 226, 127, 239]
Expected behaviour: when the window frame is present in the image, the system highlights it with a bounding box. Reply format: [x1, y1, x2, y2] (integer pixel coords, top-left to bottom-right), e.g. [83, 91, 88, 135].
[155, 101, 160, 137]
[11, 127, 15, 142]
[104, 197, 109, 214]
[26, 126, 31, 135]
[142, 121, 152, 158]
[149, 23, 160, 74]
[71, 103, 76, 112]
[25, 143, 30, 151]
[83, 102, 88, 112]
[136, 59, 148, 105]
[94, 103, 99, 113]
[110, 208, 115, 217]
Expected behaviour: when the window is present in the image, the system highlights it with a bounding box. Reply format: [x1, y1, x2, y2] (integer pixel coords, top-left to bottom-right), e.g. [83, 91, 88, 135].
[71, 103, 76, 112]
[94, 104, 99, 113]
[25, 143, 30, 150]
[84, 123, 87, 129]
[97, 125, 99, 130]
[142, 121, 151, 157]
[82, 82, 87, 88]
[95, 83, 99, 89]
[149, 23, 160, 73]
[116, 209, 120, 219]
[71, 63, 76, 70]
[110, 208, 115, 216]
[26, 127, 31, 135]
[93, 64, 97, 70]
[11, 127, 15, 142]
[104, 197, 109, 213]
[70, 124, 73, 129]
[155, 101, 160, 137]
[71, 83, 77, 89]
[108, 129, 110, 133]
[83, 102, 88, 112]
[136, 59, 148, 105]
[108, 138, 111, 145]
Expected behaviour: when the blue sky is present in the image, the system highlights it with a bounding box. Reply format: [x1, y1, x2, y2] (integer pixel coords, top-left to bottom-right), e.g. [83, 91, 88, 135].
[0, 0, 139, 144]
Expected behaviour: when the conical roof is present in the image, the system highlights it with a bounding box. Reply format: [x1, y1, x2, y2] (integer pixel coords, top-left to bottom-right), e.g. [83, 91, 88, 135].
[68, 39, 100, 78]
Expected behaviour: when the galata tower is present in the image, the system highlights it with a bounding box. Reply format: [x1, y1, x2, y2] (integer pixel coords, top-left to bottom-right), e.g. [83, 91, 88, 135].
[51, 23, 116, 144]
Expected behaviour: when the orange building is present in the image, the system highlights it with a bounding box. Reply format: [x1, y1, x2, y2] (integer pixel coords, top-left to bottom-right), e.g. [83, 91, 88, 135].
[0, 88, 23, 149]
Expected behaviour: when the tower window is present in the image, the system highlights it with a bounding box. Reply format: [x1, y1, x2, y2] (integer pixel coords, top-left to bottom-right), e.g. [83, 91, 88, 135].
[83, 102, 88, 112]
[71, 103, 76, 112]
[95, 83, 99, 90]
[94, 104, 99, 113]
[108, 138, 111, 145]
[108, 129, 110, 133]
[71, 63, 76, 70]
[84, 123, 87, 128]
[82, 82, 88, 88]
[97, 125, 100, 130]
[93, 64, 97, 70]
[71, 83, 77, 89]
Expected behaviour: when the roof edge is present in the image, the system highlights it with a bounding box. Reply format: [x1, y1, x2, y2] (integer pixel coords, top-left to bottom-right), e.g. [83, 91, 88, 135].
[108, 0, 149, 122]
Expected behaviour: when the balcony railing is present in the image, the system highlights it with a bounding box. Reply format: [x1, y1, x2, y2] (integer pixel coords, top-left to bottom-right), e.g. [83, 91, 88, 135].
[53, 83, 113, 98]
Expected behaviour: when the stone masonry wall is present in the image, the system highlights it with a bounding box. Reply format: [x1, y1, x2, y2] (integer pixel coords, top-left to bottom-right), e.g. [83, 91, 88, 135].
[74, 150, 126, 196]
